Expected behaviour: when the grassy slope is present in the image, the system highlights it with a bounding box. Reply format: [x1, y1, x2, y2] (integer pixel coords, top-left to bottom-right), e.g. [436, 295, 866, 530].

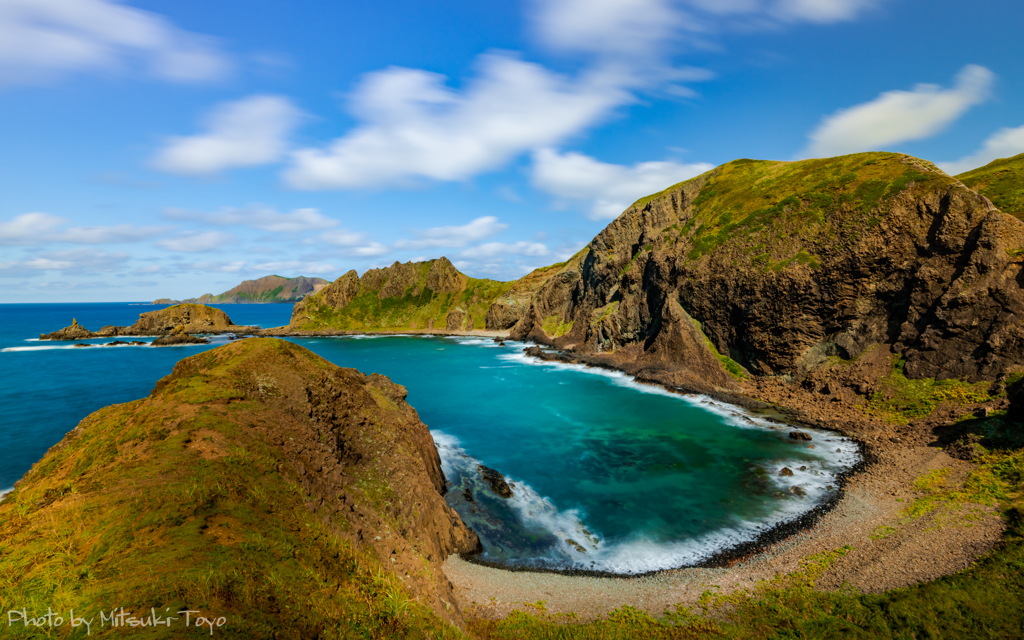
[957, 153, 1024, 219]
[639, 152, 950, 272]
[297, 262, 516, 331]
[0, 339, 459, 639]
[214, 276, 325, 303]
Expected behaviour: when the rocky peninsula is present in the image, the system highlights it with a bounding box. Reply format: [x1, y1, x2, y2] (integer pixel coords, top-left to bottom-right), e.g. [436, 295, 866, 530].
[39, 303, 256, 341]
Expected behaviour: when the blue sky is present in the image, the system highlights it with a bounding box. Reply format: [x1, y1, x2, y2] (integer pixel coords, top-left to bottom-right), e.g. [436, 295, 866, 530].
[2, 0, 1023, 302]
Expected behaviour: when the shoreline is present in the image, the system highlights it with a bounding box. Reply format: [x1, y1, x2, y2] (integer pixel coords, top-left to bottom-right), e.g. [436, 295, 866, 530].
[424, 340, 1006, 621]
[445, 442, 1005, 621]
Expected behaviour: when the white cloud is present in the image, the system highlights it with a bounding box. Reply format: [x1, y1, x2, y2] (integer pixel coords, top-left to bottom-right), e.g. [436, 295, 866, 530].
[251, 261, 336, 276]
[350, 243, 390, 257]
[185, 260, 247, 273]
[531, 0, 878, 61]
[284, 53, 631, 189]
[0, 0, 230, 85]
[157, 231, 235, 253]
[939, 124, 1024, 175]
[393, 216, 508, 250]
[318, 229, 368, 246]
[153, 95, 302, 175]
[0, 212, 165, 245]
[461, 241, 551, 260]
[530, 0, 687, 59]
[531, 149, 713, 219]
[165, 205, 337, 233]
[803, 65, 994, 158]
[0, 248, 129, 274]
[771, 0, 875, 23]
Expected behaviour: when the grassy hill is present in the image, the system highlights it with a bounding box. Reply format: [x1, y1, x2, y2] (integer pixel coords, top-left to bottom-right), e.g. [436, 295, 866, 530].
[157, 275, 328, 305]
[0, 339, 476, 638]
[290, 257, 566, 332]
[957, 152, 1024, 219]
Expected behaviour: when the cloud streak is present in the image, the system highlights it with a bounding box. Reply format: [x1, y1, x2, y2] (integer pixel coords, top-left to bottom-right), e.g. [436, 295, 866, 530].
[153, 95, 303, 175]
[164, 205, 338, 233]
[284, 53, 631, 189]
[802, 65, 994, 158]
[0, 0, 230, 84]
[0, 212, 166, 246]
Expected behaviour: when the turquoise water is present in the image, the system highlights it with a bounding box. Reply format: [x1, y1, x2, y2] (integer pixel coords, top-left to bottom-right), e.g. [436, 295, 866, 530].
[0, 304, 859, 574]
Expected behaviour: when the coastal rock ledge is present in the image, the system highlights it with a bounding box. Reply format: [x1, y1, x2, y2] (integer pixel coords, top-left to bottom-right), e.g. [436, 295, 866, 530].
[0, 339, 479, 633]
[39, 303, 254, 340]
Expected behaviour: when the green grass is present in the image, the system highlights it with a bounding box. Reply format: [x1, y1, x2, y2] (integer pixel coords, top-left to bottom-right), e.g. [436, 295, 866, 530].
[622, 153, 951, 277]
[690, 317, 746, 379]
[297, 261, 517, 331]
[957, 152, 1024, 218]
[860, 355, 994, 424]
[0, 339, 463, 639]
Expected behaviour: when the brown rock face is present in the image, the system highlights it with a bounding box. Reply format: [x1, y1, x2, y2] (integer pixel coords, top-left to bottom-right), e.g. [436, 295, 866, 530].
[512, 153, 1024, 387]
[130, 303, 237, 334]
[39, 318, 93, 340]
[446, 307, 468, 331]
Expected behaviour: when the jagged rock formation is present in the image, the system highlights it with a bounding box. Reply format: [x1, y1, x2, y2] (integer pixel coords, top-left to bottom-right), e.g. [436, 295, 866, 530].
[483, 253, 588, 330]
[40, 303, 254, 340]
[957, 152, 1024, 220]
[511, 152, 1024, 394]
[156, 275, 329, 305]
[292, 257, 509, 331]
[0, 339, 479, 632]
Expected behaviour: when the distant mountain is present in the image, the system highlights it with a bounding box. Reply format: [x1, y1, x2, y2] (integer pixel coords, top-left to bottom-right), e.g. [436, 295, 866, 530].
[956, 152, 1024, 219]
[154, 275, 328, 305]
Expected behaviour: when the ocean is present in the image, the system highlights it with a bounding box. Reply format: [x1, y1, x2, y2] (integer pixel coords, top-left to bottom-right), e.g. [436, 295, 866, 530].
[0, 302, 859, 574]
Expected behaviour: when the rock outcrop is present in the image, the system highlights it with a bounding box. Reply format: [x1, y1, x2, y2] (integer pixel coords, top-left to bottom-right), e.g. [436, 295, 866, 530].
[40, 303, 254, 340]
[511, 152, 1024, 394]
[291, 257, 498, 331]
[1, 339, 478, 632]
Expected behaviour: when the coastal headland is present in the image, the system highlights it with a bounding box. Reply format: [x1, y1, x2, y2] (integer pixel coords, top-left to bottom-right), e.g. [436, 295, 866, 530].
[13, 150, 1024, 637]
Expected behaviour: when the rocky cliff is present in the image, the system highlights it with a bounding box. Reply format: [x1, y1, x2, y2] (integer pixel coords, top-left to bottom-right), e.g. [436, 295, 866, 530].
[957, 152, 1024, 220]
[40, 303, 254, 339]
[291, 257, 555, 332]
[511, 152, 1024, 404]
[0, 339, 478, 634]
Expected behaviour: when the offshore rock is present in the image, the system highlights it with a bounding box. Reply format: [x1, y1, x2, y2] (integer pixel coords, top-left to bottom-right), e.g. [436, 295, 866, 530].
[39, 304, 253, 340]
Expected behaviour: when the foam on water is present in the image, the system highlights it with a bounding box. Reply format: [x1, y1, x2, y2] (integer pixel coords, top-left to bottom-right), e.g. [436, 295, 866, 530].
[0, 488, 12, 503]
[435, 417, 855, 574]
[430, 348, 863, 574]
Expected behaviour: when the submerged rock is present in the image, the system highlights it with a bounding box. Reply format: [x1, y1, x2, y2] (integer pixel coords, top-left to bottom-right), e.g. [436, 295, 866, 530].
[151, 334, 210, 346]
[477, 465, 514, 498]
[565, 539, 587, 554]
